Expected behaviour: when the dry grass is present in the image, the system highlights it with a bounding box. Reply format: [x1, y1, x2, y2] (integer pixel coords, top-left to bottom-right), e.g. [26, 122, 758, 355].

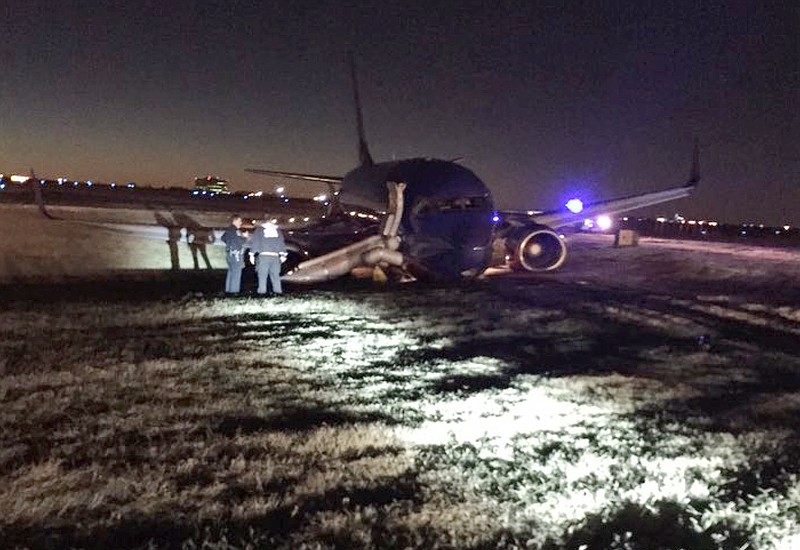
[1, 268, 800, 549]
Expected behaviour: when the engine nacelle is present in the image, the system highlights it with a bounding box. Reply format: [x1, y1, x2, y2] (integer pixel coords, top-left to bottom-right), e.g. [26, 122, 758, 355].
[506, 225, 567, 272]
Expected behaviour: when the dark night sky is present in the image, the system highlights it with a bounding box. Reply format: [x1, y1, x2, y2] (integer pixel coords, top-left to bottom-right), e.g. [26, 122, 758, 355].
[1, 0, 797, 224]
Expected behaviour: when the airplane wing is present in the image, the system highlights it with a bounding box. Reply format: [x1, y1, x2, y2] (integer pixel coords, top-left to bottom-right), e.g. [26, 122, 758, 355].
[245, 168, 343, 184]
[509, 181, 697, 229]
[502, 142, 700, 229]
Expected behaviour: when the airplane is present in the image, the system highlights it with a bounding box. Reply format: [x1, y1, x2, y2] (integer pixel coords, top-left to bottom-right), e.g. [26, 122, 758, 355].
[245, 61, 700, 284]
[18, 63, 699, 285]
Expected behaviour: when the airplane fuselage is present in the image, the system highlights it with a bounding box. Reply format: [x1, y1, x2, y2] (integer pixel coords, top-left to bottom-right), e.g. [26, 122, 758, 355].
[341, 158, 496, 277]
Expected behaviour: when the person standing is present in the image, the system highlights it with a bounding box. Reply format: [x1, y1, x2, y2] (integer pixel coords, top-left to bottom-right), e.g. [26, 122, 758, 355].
[248, 218, 287, 295]
[221, 215, 247, 295]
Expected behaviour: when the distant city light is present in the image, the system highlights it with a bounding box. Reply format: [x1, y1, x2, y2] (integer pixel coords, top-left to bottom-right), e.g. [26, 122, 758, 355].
[10, 175, 29, 183]
[784, 225, 791, 231]
[313, 193, 328, 202]
[491, 213, 501, 223]
[288, 217, 295, 223]
[566, 198, 584, 214]
[303, 217, 310, 222]
[86, 181, 93, 186]
[656, 217, 667, 223]
[707, 221, 718, 227]
[0, 183, 5, 190]
[596, 215, 612, 230]
[275, 186, 285, 194]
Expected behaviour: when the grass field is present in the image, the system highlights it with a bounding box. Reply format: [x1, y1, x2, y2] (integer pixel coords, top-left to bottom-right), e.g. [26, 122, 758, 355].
[2, 237, 799, 549]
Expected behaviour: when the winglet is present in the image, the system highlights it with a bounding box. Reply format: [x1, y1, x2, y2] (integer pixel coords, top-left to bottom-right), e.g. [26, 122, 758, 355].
[349, 53, 374, 167]
[686, 138, 700, 187]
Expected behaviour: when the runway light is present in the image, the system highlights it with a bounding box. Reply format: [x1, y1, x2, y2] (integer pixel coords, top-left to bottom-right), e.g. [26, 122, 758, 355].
[784, 225, 791, 231]
[303, 217, 310, 222]
[0, 183, 5, 190]
[275, 186, 285, 194]
[288, 217, 295, 223]
[596, 215, 612, 231]
[566, 198, 584, 214]
[656, 217, 667, 223]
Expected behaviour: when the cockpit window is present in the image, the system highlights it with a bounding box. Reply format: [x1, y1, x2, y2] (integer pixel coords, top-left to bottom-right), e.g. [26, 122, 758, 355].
[415, 195, 490, 215]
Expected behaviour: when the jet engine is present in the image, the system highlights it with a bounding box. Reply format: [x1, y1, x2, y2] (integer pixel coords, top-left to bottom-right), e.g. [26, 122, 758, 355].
[505, 225, 567, 272]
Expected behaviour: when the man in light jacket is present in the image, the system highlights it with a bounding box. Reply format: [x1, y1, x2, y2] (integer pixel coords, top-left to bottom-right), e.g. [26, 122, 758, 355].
[248, 218, 287, 295]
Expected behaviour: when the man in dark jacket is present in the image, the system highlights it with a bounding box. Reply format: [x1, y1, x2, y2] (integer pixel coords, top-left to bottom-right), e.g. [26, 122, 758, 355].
[248, 218, 287, 295]
[220, 214, 247, 294]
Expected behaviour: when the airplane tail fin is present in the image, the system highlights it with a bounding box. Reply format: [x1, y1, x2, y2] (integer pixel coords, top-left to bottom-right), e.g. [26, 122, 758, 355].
[687, 138, 700, 187]
[349, 53, 374, 167]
